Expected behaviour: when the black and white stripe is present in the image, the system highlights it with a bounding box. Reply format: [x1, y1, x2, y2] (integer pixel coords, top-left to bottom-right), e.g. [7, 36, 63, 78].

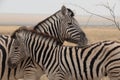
[33, 5, 88, 46]
[0, 34, 42, 80]
[0, 34, 13, 80]
[8, 28, 120, 80]
[1, 6, 88, 80]
[8, 28, 61, 80]
[0, 34, 26, 80]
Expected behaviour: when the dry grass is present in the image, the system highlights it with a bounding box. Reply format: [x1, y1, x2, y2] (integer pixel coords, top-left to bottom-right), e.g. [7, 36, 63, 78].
[83, 27, 120, 43]
[1, 26, 120, 43]
[64, 27, 120, 46]
[0, 26, 20, 34]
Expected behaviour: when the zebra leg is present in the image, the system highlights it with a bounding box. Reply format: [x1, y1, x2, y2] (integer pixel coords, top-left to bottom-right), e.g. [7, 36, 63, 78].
[23, 61, 45, 80]
[9, 69, 18, 80]
[24, 64, 45, 80]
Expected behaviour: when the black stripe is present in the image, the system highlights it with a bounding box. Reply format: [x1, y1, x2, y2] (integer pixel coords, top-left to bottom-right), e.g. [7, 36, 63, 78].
[45, 47, 55, 70]
[64, 47, 72, 74]
[31, 34, 36, 58]
[76, 48, 83, 79]
[34, 37, 40, 60]
[81, 47, 88, 58]
[108, 66, 120, 72]
[90, 44, 104, 78]
[60, 47, 68, 74]
[42, 42, 49, 65]
[69, 48, 78, 80]
[83, 43, 101, 80]
[52, 63, 59, 73]
[97, 45, 120, 76]
[14, 67, 17, 77]
[8, 39, 13, 53]
[105, 58, 120, 69]
[47, 52, 55, 73]
[48, 48, 58, 72]
[37, 40, 44, 63]
[0, 45, 6, 79]
[8, 68, 11, 80]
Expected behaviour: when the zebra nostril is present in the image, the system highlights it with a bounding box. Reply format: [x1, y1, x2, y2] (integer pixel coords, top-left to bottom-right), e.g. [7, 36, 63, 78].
[15, 47, 18, 49]
[8, 59, 17, 69]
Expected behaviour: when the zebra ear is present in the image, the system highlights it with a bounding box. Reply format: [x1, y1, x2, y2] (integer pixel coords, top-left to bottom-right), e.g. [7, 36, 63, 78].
[61, 5, 68, 16]
[11, 31, 17, 39]
[11, 26, 26, 39]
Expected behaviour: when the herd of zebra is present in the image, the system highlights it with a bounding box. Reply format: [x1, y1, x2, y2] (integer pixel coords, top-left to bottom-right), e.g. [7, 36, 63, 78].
[0, 5, 120, 80]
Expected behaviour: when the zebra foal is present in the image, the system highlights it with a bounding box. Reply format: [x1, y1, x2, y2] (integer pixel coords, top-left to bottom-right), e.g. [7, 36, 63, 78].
[8, 28, 120, 80]
[0, 34, 43, 80]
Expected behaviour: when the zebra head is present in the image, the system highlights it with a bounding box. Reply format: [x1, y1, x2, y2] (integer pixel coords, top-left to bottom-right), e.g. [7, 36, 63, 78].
[58, 5, 88, 46]
[34, 5, 88, 47]
[8, 27, 30, 69]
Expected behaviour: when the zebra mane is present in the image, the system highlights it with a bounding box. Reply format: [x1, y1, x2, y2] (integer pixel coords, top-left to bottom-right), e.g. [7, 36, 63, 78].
[34, 7, 74, 29]
[11, 27, 62, 45]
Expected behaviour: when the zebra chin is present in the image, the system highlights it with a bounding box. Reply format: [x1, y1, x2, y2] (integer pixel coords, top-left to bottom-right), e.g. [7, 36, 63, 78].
[7, 58, 18, 69]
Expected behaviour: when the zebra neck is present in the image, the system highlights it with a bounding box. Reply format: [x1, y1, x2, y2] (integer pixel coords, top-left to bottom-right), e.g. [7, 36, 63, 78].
[34, 13, 63, 43]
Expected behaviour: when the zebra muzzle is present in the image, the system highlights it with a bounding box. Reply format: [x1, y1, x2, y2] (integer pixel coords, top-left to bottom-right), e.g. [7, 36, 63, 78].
[7, 58, 17, 69]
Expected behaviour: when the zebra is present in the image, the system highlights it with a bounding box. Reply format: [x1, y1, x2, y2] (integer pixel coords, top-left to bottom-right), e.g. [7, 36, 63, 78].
[0, 34, 42, 80]
[1, 5, 88, 80]
[0, 34, 14, 80]
[25, 5, 88, 79]
[8, 28, 120, 80]
[33, 5, 88, 46]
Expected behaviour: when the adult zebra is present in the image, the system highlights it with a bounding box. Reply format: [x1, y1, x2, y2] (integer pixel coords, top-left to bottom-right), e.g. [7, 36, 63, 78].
[8, 28, 120, 80]
[33, 5, 88, 46]
[1, 6, 88, 80]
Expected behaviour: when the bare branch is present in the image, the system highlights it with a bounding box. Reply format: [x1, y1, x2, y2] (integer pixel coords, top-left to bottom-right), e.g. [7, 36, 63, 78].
[84, 15, 93, 27]
[66, 3, 120, 31]
[67, 3, 114, 22]
[99, 2, 120, 30]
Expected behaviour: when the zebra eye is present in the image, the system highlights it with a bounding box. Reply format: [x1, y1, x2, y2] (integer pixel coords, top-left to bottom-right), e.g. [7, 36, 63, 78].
[68, 22, 72, 25]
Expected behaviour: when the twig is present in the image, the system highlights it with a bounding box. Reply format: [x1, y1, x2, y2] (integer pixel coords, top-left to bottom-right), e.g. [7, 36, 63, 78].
[66, 3, 120, 31]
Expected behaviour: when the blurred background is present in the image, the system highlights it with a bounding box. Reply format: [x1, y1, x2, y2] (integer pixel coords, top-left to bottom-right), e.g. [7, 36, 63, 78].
[0, 1, 120, 80]
[0, 0, 120, 43]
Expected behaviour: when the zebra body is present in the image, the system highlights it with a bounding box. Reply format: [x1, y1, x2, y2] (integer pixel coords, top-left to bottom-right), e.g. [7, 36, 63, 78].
[8, 28, 120, 80]
[60, 41, 120, 80]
